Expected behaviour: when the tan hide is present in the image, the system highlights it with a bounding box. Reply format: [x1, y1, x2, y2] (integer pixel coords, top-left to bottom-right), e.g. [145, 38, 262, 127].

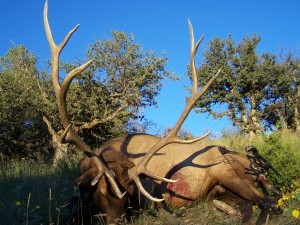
[93, 134, 265, 207]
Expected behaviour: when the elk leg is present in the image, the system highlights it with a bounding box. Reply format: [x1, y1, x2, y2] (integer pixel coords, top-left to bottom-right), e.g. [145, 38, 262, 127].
[256, 208, 273, 225]
[206, 184, 226, 201]
[207, 185, 254, 224]
[219, 174, 266, 206]
[238, 199, 254, 225]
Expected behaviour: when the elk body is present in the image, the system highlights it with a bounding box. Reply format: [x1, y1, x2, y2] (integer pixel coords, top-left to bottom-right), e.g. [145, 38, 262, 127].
[76, 134, 282, 224]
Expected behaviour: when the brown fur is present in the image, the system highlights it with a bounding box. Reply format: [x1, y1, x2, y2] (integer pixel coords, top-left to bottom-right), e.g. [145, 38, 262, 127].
[75, 134, 281, 224]
[75, 149, 136, 224]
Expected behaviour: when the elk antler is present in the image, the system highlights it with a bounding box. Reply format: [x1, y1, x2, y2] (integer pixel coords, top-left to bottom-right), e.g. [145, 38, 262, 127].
[128, 19, 222, 202]
[43, 0, 125, 199]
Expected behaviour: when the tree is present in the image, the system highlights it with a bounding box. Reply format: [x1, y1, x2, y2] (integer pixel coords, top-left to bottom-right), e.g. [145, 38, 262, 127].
[0, 31, 172, 162]
[43, 30, 173, 163]
[264, 51, 300, 132]
[192, 34, 279, 136]
[161, 126, 195, 140]
[0, 45, 50, 159]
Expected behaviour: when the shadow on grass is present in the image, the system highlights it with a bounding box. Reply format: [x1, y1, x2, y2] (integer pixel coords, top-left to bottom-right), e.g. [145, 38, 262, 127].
[0, 160, 79, 225]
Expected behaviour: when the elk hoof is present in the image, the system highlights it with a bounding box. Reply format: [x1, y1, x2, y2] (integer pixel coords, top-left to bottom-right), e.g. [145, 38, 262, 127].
[270, 205, 283, 215]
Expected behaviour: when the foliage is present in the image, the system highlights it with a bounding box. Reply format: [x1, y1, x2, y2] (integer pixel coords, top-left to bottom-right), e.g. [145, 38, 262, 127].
[275, 181, 300, 224]
[216, 129, 300, 182]
[0, 159, 79, 225]
[57, 30, 173, 146]
[259, 131, 300, 181]
[0, 30, 172, 159]
[87, 30, 173, 109]
[192, 34, 298, 136]
[161, 126, 195, 140]
[0, 45, 51, 159]
[263, 51, 300, 132]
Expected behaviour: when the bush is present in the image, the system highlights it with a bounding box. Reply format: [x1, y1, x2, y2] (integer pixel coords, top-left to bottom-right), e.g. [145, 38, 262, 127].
[216, 129, 300, 188]
[260, 131, 300, 180]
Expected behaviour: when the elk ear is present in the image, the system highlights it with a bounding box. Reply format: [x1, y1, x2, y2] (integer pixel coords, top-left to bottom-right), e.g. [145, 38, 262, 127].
[218, 146, 231, 155]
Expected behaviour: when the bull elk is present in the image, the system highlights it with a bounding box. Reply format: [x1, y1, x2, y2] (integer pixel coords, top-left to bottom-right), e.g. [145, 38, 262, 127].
[43, 1, 282, 224]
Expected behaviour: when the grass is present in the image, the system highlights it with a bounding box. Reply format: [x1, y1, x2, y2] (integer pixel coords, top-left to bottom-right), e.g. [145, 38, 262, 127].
[130, 201, 242, 225]
[0, 159, 79, 225]
[0, 130, 299, 224]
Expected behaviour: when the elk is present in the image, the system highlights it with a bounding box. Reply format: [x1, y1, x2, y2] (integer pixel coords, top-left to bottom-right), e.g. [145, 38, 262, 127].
[43, 1, 282, 224]
[77, 136, 283, 224]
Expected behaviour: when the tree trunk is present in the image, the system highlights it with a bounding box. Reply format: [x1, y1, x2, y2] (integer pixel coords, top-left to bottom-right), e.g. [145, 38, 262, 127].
[250, 113, 261, 135]
[52, 138, 69, 166]
[43, 116, 70, 166]
[277, 112, 288, 130]
[241, 114, 250, 134]
[294, 84, 300, 133]
[293, 105, 300, 133]
[240, 111, 261, 137]
[249, 96, 262, 136]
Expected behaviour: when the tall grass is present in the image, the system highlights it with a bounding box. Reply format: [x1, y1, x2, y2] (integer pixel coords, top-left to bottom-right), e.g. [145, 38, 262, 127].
[213, 130, 300, 181]
[0, 130, 299, 224]
[0, 159, 79, 225]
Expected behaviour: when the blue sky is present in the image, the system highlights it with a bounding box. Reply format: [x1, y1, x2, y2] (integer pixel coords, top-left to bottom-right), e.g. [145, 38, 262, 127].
[1, 0, 300, 137]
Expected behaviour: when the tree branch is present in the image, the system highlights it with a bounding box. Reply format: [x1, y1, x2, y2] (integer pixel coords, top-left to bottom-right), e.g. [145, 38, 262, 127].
[75, 103, 129, 131]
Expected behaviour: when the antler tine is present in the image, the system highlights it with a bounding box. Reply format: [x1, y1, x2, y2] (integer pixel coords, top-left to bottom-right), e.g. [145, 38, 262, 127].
[127, 20, 222, 202]
[188, 18, 204, 94]
[59, 123, 72, 143]
[43, 0, 126, 199]
[173, 130, 211, 144]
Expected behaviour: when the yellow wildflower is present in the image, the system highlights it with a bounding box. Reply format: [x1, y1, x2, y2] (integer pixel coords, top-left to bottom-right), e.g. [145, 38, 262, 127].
[15, 201, 21, 206]
[277, 198, 284, 207]
[292, 209, 299, 218]
[292, 180, 299, 187]
[282, 194, 289, 201]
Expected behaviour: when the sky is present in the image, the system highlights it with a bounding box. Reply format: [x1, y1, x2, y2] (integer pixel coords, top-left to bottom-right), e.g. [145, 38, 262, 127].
[1, 0, 300, 137]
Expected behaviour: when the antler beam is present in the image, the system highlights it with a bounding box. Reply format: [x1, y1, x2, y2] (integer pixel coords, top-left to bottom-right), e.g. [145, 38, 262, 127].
[127, 19, 222, 202]
[43, 0, 125, 199]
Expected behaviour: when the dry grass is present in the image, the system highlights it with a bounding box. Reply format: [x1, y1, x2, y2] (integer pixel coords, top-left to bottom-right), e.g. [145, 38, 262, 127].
[130, 202, 242, 225]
